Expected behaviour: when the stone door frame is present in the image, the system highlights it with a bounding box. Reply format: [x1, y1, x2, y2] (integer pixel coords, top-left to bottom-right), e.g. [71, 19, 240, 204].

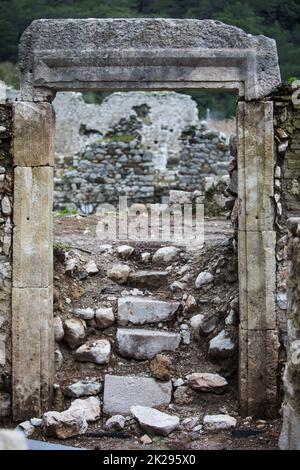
[11, 18, 280, 419]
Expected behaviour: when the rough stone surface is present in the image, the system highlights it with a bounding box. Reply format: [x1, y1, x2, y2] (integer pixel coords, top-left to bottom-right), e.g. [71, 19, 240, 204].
[103, 375, 172, 415]
[53, 316, 64, 342]
[105, 415, 126, 431]
[64, 380, 101, 398]
[195, 271, 214, 288]
[117, 297, 180, 326]
[117, 245, 134, 259]
[95, 307, 115, 329]
[131, 405, 180, 436]
[128, 271, 168, 288]
[42, 408, 88, 439]
[69, 396, 101, 422]
[107, 264, 130, 285]
[186, 373, 228, 393]
[117, 328, 181, 360]
[74, 340, 111, 365]
[152, 246, 179, 265]
[150, 355, 173, 381]
[209, 329, 237, 359]
[64, 318, 86, 349]
[73, 307, 94, 320]
[203, 414, 237, 431]
[20, 19, 280, 101]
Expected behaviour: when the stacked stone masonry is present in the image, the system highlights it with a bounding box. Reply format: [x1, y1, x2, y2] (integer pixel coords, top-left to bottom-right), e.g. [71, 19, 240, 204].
[0, 103, 13, 419]
[54, 113, 230, 212]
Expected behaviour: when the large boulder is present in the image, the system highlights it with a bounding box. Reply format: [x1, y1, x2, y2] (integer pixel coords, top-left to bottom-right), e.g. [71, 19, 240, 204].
[42, 409, 88, 439]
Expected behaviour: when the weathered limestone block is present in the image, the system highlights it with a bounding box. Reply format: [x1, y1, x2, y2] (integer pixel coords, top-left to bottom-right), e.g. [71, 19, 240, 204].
[12, 286, 54, 420]
[13, 167, 53, 288]
[13, 102, 54, 166]
[237, 101, 275, 232]
[239, 327, 279, 418]
[279, 403, 300, 450]
[117, 297, 180, 326]
[19, 19, 280, 101]
[116, 328, 181, 360]
[238, 230, 276, 330]
[103, 375, 172, 415]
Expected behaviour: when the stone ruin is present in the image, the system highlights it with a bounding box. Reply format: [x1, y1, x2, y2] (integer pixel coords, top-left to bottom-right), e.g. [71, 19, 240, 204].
[0, 17, 300, 450]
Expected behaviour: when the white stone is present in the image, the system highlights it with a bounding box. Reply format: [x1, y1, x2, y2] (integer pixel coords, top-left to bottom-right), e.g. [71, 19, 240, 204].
[173, 378, 185, 388]
[181, 329, 191, 345]
[141, 252, 151, 263]
[30, 418, 43, 427]
[117, 328, 181, 359]
[74, 339, 111, 365]
[195, 271, 214, 288]
[140, 434, 152, 444]
[131, 406, 179, 436]
[0, 333, 6, 367]
[42, 408, 88, 439]
[99, 244, 113, 253]
[105, 415, 126, 431]
[103, 375, 172, 415]
[107, 264, 131, 284]
[208, 329, 237, 359]
[117, 245, 134, 259]
[1, 196, 11, 215]
[73, 307, 95, 320]
[64, 317, 86, 349]
[64, 380, 101, 398]
[95, 307, 115, 329]
[65, 257, 77, 273]
[276, 292, 287, 310]
[117, 296, 180, 326]
[190, 313, 218, 336]
[69, 396, 101, 422]
[16, 420, 35, 437]
[203, 414, 237, 431]
[53, 316, 64, 342]
[152, 246, 179, 264]
[55, 348, 63, 371]
[85, 260, 99, 274]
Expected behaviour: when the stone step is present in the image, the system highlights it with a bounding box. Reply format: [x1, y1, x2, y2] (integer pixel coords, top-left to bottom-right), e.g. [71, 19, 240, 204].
[127, 270, 168, 288]
[103, 375, 172, 416]
[117, 296, 180, 326]
[116, 328, 181, 360]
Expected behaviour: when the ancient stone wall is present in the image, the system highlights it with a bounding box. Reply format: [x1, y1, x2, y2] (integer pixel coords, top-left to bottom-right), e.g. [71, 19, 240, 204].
[0, 103, 13, 419]
[54, 116, 230, 212]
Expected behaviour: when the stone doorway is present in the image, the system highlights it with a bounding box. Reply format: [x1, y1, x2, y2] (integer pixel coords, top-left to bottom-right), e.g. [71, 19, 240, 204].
[11, 18, 280, 420]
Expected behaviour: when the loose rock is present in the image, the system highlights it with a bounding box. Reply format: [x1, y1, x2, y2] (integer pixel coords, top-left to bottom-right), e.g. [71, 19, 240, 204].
[42, 409, 88, 439]
[64, 380, 101, 398]
[74, 339, 111, 365]
[208, 329, 237, 359]
[95, 307, 115, 329]
[53, 316, 64, 342]
[64, 318, 86, 349]
[85, 260, 99, 274]
[128, 270, 168, 288]
[117, 245, 134, 259]
[105, 415, 126, 431]
[69, 396, 101, 422]
[107, 264, 131, 284]
[203, 414, 237, 431]
[195, 271, 214, 288]
[131, 405, 179, 436]
[150, 354, 173, 381]
[186, 373, 228, 393]
[73, 307, 94, 320]
[152, 246, 179, 265]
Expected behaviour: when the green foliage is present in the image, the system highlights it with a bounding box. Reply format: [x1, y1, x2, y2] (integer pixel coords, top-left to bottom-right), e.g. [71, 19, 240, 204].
[0, 62, 19, 88]
[56, 208, 78, 216]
